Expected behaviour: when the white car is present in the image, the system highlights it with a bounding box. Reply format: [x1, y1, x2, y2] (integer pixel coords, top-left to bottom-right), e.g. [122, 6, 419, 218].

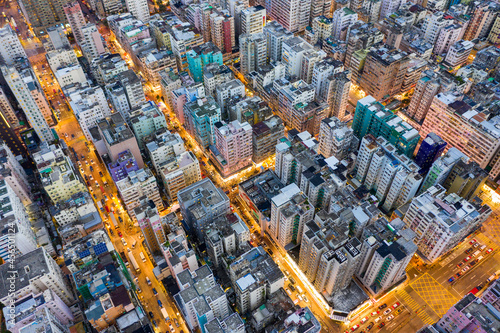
[375, 316, 382, 323]
[386, 315, 394, 321]
[383, 309, 392, 315]
[121, 238, 127, 246]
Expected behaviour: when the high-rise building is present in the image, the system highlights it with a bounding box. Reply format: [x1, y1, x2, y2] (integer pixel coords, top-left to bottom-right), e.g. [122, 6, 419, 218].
[418, 147, 468, 195]
[44, 26, 71, 51]
[433, 22, 465, 56]
[281, 37, 315, 79]
[360, 226, 417, 295]
[134, 196, 168, 254]
[269, 0, 311, 33]
[33, 144, 87, 204]
[263, 21, 293, 63]
[403, 185, 491, 263]
[208, 11, 235, 55]
[326, 71, 351, 120]
[0, 86, 20, 129]
[331, 7, 357, 40]
[0, 247, 75, 306]
[18, 0, 72, 36]
[0, 25, 27, 65]
[63, 2, 86, 46]
[310, 0, 332, 21]
[420, 92, 500, 181]
[125, 0, 149, 22]
[146, 128, 186, 174]
[407, 73, 441, 122]
[269, 183, 313, 249]
[318, 116, 356, 160]
[0, 180, 37, 261]
[414, 133, 447, 172]
[178, 178, 230, 239]
[0, 141, 31, 205]
[184, 97, 222, 149]
[463, 2, 495, 41]
[165, 15, 204, 71]
[444, 40, 474, 67]
[379, 0, 405, 19]
[160, 151, 201, 200]
[442, 159, 488, 201]
[311, 58, 344, 100]
[359, 46, 410, 100]
[239, 33, 267, 74]
[212, 120, 252, 177]
[203, 63, 234, 97]
[129, 102, 168, 149]
[240, 6, 266, 35]
[80, 23, 107, 61]
[115, 168, 163, 219]
[252, 116, 284, 163]
[1, 61, 55, 143]
[187, 42, 223, 83]
[352, 96, 420, 157]
[215, 79, 246, 120]
[355, 135, 422, 212]
[277, 80, 315, 129]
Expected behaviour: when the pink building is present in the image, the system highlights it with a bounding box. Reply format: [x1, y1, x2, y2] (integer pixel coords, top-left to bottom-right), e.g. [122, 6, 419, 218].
[5, 289, 74, 333]
[211, 120, 253, 177]
[481, 279, 500, 312]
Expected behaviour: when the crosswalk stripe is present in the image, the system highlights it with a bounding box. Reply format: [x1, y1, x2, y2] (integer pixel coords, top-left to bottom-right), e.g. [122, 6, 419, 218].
[398, 290, 435, 325]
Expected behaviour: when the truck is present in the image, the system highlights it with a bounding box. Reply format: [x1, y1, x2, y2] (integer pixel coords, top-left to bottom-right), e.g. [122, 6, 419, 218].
[97, 201, 104, 212]
[109, 213, 118, 228]
[161, 308, 169, 322]
[127, 250, 141, 273]
[473, 250, 481, 257]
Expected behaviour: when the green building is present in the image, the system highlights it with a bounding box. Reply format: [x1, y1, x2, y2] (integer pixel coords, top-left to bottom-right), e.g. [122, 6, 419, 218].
[352, 95, 420, 157]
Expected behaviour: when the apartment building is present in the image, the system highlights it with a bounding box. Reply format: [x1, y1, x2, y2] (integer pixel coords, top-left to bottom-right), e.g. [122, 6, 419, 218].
[134, 197, 167, 254]
[318, 116, 357, 160]
[184, 97, 222, 149]
[63, 2, 86, 46]
[355, 135, 422, 212]
[33, 144, 87, 204]
[239, 33, 267, 74]
[137, 48, 176, 89]
[125, 0, 149, 22]
[0, 86, 19, 129]
[444, 40, 474, 68]
[0, 141, 31, 205]
[161, 151, 201, 200]
[252, 116, 284, 164]
[359, 46, 410, 100]
[146, 128, 186, 173]
[331, 7, 358, 40]
[268, 0, 311, 33]
[216, 79, 246, 119]
[420, 92, 500, 181]
[240, 6, 266, 35]
[19, 0, 72, 36]
[81, 23, 107, 61]
[352, 96, 420, 157]
[403, 185, 491, 263]
[0, 25, 27, 65]
[129, 102, 168, 149]
[187, 42, 223, 83]
[263, 21, 293, 63]
[277, 80, 315, 129]
[211, 120, 252, 177]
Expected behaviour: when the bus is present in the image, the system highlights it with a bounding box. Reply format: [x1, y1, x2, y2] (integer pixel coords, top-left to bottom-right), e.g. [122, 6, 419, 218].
[161, 308, 169, 322]
[296, 285, 303, 294]
[109, 213, 118, 228]
[127, 250, 140, 273]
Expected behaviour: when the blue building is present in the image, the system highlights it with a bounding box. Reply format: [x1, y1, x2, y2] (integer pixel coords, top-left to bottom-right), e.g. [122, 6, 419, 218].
[352, 95, 420, 157]
[414, 133, 447, 172]
[184, 96, 221, 149]
[187, 42, 223, 82]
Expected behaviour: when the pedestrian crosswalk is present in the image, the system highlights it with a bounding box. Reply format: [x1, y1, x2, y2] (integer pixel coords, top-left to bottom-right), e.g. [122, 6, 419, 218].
[397, 289, 434, 325]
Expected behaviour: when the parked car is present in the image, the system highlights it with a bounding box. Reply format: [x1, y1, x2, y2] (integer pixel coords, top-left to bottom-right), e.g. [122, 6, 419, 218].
[464, 256, 471, 262]
[153, 288, 158, 296]
[386, 315, 394, 321]
[149, 312, 154, 319]
[448, 277, 455, 283]
[392, 302, 400, 309]
[378, 304, 387, 310]
[361, 317, 369, 324]
[383, 309, 392, 315]
[378, 323, 385, 329]
[158, 300, 163, 308]
[370, 311, 379, 316]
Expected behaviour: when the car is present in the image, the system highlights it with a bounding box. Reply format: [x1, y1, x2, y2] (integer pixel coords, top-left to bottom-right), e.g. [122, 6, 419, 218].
[395, 308, 403, 315]
[462, 266, 470, 273]
[89, 166, 94, 172]
[289, 285, 295, 292]
[169, 324, 174, 331]
[101, 199, 105, 205]
[375, 316, 382, 323]
[392, 302, 400, 309]
[158, 300, 163, 308]
[386, 315, 394, 321]
[104, 195, 108, 201]
[470, 260, 478, 266]
[152, 320, 157, 327]
[71, 134, 75, 138]
[81, 155, 85, 160]
[136, 286, 141, 293]
[378, 323, 385, 329]
[366, 322, 374, 331]
[487, 248, 493, 254]
[89, 175, 93, 180]
[85, 160, 89, 166]
[383, 309, 392, 315]
[303, 295, 309, 303]
[457, 262, 464, 268]
[289, 277, 296, 285]
[118, 216, 123, 223]
[110, 193, 114, 198]
[448, 277, 455, 283]
[91, 159, 94, 164]
[86, 181, 90, 187]
[361, 316, 369, 324]
[118, 231, 122, 237]
[378, 304, 387, 310]
[464, 256, 471, 262]
[84, 174, 88, 180]
[371, 311, 379, 316]
[474, 243, 480, 248]
[93, 194, 97, 200]
[99, 171, 103, 177]
[146, 277, 151, 285]
[470, 239, 477, 245]
[148, 311, 154, 319]
[456, 272, 462, 278]
[465, 248, 473, 254]
[350, 325, 359, 331]
[121, 238, 127, 246]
